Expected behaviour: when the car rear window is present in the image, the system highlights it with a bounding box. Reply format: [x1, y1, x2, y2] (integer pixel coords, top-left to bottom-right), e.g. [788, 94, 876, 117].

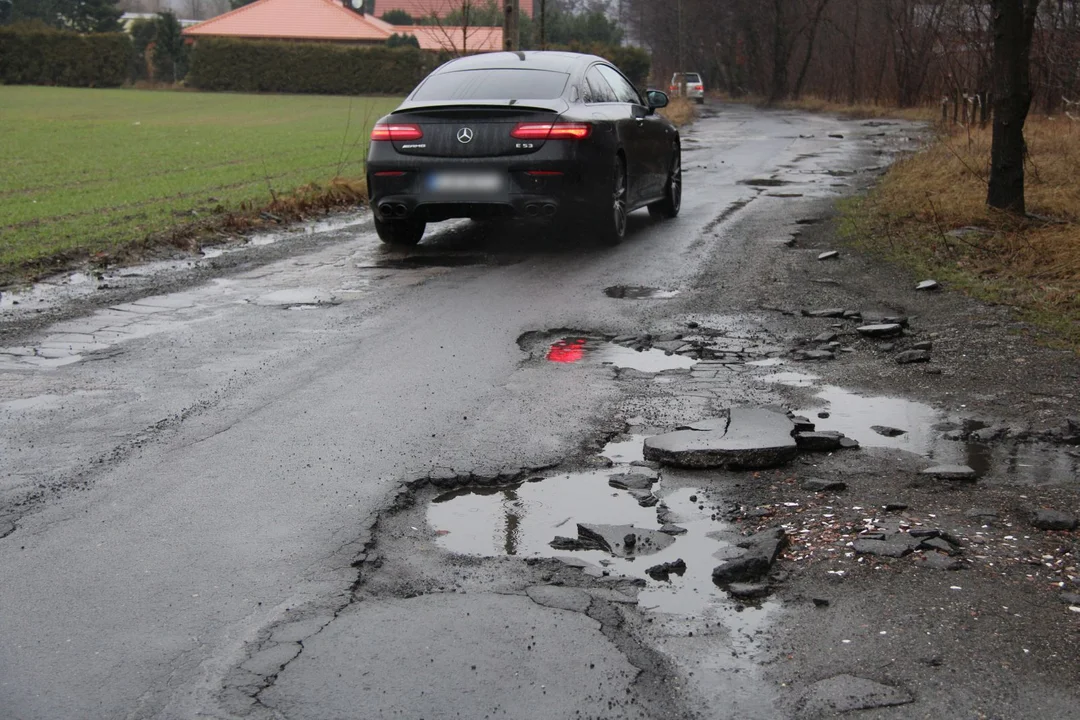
[412, 69, 571, 101]
[685, 74, 701, 83]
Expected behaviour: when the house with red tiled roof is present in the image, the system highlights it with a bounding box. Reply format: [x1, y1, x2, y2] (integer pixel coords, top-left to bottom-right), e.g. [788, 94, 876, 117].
[374, 0, 534, 19]
[183, 0, 504, 52]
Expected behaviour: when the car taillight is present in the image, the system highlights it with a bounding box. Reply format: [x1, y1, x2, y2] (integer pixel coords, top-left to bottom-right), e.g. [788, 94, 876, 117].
[694, 85, 704, 91]
[511, 122, 592, 140]
[370, 123, 423, 141]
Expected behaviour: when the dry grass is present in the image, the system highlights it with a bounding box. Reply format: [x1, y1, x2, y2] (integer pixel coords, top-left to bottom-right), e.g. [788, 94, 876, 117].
[714, 93, 938, 122]
[844, 115, 1080, 350]
[660, 96, 696, 127]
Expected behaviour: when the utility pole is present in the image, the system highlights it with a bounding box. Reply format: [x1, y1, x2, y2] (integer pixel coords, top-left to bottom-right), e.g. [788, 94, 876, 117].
[503, 0, 520, 52]
[678, 0, 686, 98]
[540, 0, 546, 49]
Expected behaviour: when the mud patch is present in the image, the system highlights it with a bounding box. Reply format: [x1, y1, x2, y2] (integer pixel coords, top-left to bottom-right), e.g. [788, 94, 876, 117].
[604, 286, 681, 300]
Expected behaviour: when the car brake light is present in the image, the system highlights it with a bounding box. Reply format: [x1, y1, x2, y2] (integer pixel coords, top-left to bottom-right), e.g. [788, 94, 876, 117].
[526, 170, 564, 176]
[694, 85, 703, 91]
[374, 171, 407, 177]
[511, 122, 592, 140]
[370, 123, 423, 141]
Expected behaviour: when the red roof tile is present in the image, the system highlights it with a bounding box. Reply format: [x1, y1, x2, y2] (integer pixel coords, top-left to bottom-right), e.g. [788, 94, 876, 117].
[184, 0, 393, 41]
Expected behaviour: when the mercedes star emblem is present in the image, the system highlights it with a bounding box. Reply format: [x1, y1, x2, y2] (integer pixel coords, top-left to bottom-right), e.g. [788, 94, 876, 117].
[456, 127, 474, 144]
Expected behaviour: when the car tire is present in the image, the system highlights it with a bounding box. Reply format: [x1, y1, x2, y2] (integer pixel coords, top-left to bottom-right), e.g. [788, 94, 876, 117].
[374, 217, 425, 246]
[648, 145, 682, 220]
[695, 97, 705, 105]
[595, 156, 628, 247]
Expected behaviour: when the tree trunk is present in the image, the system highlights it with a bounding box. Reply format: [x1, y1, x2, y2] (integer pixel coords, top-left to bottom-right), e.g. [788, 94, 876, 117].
[793, 0, 832, 99]
[847, 0, 861, 105]
[768, 0, 789, 103]
[987, 0, 1041, 214]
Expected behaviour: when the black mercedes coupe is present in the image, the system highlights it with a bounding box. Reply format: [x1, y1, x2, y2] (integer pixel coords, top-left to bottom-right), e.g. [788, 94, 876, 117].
[366, 51, 682, 246]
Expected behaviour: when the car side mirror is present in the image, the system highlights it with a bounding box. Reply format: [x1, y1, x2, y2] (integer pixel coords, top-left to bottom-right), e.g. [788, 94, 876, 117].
[647, 90, 669, 111]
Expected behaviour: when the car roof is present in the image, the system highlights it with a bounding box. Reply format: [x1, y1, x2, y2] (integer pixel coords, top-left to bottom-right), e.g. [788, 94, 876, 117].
[435, 51, 604, 75]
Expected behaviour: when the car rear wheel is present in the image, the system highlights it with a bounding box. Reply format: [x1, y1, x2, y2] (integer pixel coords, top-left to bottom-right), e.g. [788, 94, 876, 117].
[695, 97, 705, 105]
[374, 217, 425, 246]
[649, 147, 681, 220]
[595, 156, 628, 247]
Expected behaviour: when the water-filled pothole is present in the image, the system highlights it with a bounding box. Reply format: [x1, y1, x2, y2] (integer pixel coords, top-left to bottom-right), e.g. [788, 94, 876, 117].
[604, 286, 681, 300]
[546, 337, 697, 373]
[794, 385, 1080, 484]
[426, 438, 751, 614]
[739, 178, 791, 187]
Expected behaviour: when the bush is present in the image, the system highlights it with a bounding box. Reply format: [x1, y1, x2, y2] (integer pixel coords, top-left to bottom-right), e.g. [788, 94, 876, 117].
[188, 38, 448, 95]
[0, 24, 130, 87]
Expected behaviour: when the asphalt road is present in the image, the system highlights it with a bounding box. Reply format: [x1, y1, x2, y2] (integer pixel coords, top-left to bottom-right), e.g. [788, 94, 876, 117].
[7, 104, 1075, 719]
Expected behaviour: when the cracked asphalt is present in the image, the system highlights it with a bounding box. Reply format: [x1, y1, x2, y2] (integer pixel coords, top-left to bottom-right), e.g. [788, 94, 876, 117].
[3, 102, 1079, 719]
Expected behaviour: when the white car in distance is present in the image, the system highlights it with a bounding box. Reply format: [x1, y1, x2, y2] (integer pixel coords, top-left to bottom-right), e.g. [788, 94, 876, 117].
[669, 72, 705, 104]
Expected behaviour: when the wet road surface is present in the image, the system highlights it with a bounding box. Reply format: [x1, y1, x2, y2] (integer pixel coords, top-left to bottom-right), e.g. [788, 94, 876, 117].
[3, 104, 1078, 719]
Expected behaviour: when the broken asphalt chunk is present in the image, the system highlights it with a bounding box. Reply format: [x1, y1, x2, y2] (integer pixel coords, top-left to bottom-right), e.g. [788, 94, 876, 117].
[576, 524, 674, 557]
[1031, 509, 1078, 531]
[916, 279, 940, 291]
[853, 538, 913, 558]
[802, 308, 846, 318]
[795, 431, 847, 451]
[817, 251, 840, 261]
[644, 408, 798, 469]
[920, 464, 977, 481]
[857, 323, 904, 338]
[871, 425, 906, 437]
[792, 349, 835, 361]
[645, 559, 686, 581]
[608, 472, 657, 491]
[727, 582, 770, 600]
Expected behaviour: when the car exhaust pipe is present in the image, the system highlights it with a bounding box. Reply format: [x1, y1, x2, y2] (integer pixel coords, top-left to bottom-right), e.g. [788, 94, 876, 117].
[393, 204, 408, 218]
[542, 203, 557, 217]
[378, 203, 394, 218]
[525, 203, 540, 217]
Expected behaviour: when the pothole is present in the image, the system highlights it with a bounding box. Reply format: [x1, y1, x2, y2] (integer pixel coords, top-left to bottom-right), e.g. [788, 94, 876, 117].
[522, 329, 783, 371]
[739, 178, 791, 187]
[790, 385, 1080, 484]
[252, 289, 338, 308]
[425, 437, 772, 615]
[545, 336, 697, 372]
[604, 286, 681, 300]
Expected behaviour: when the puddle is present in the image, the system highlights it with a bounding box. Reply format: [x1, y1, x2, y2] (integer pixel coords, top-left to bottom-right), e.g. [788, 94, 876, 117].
[761, 371, 819, 388]
[604, 286, 681, 300]
[794, 385, 1080, 484]
[546, 337, 698, 373]
[600, 435, 647, 464]
[427, 437, 760, 615]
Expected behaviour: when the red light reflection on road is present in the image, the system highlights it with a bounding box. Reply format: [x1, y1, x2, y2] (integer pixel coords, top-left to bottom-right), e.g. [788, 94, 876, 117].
[547, 338, 587, 363]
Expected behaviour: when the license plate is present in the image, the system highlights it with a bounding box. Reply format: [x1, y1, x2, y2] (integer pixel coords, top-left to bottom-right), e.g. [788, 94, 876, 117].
[427, 170, 505, 195]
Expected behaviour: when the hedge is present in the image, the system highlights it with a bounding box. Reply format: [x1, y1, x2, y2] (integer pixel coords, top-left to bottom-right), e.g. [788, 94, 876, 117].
[188, 38, 448, 95]
[0, 26, 131, 87]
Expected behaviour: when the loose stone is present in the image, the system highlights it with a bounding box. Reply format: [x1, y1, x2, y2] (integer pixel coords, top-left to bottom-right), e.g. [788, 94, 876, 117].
[857, 323, 904, 338]
[895, 349, 931, 364]
[802, 478, 847, 492]
[818, 251, 840, 260]
[916, 280, 940, 291]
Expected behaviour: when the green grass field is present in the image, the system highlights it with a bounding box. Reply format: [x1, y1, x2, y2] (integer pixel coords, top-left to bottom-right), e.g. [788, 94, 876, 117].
[0, 87, 400, 281]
